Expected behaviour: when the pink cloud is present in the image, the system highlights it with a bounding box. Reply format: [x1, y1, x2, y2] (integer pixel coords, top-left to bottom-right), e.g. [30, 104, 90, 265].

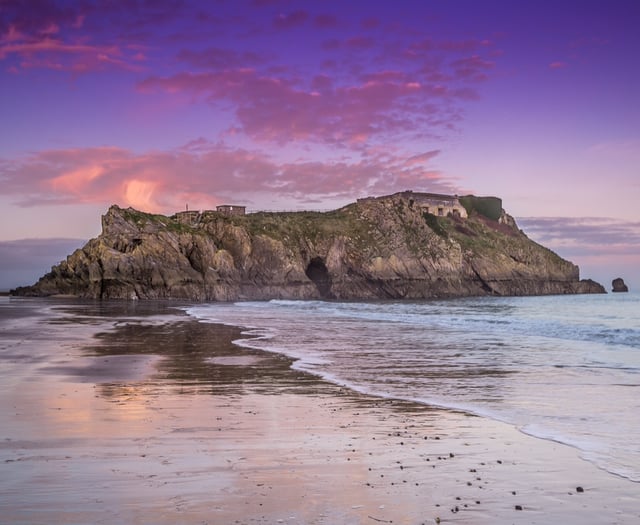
[2, 142, 454, 213]
[1, 3, 82, 37]
[0, 33, 143, 73]
[138, 52, 485, 148]
[0, 2, 163, 73]
[450, 55, 494, 81]
[0, 38, 115, 59]
[2, 25, 24, 42]
[72, 15, 85, 29]
[549, 61, 568, 69]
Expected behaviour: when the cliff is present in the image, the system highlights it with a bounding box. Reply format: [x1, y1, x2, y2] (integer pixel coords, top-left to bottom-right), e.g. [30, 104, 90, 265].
[12, 193, 605, 300]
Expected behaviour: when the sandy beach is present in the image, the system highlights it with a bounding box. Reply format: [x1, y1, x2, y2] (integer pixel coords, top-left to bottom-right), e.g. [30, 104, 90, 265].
[0, 298, 638, 524]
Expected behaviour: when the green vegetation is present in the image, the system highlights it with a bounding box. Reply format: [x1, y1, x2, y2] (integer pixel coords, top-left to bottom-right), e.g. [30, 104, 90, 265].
[121, 207, 159, 225]
[422, 212, 448, 238]
[121, 207, 197, 234]
[459, 195, 502, 221]
[224, 208, 375, 250]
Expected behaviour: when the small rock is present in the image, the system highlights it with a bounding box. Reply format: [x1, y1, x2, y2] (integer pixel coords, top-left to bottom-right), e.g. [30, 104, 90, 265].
[515, 505, 523, 511]
[612, 278, 629, 293]
[576, 486, 584, 493]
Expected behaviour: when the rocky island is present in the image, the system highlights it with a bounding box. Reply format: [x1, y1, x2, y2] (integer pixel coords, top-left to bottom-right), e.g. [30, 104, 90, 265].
[12, 192, 605, 300]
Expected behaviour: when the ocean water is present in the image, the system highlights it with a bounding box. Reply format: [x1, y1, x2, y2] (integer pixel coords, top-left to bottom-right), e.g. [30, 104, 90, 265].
[186, 292, 640, 483]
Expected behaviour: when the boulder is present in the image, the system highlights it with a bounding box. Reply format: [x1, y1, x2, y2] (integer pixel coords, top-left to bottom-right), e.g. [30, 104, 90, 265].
[612, 277, 629, 293]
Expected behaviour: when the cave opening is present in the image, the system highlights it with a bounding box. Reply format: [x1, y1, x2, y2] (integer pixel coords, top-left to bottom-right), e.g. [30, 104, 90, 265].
[305, 257, 332, 298]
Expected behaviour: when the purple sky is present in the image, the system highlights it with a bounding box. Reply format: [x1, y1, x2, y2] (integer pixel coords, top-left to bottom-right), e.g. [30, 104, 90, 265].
[1, 1, 639, 290]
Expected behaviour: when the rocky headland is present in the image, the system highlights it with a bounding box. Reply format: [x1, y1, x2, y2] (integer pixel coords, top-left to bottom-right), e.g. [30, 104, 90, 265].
[12, 192, 605, 300]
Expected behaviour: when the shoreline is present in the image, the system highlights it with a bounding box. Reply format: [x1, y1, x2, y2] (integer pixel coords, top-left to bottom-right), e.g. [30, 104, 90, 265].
[1, 298, 638, 524]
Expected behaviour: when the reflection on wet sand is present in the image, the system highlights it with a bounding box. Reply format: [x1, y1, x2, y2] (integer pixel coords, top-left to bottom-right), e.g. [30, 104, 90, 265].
[86, 317, 339, 399]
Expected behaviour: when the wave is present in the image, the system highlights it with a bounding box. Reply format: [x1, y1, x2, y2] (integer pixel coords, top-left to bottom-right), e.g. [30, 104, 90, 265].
[184, 295, 640, 484]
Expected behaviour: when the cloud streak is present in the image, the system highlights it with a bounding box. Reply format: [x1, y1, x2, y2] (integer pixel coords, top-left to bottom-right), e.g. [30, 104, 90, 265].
[0, 2, 148, 73]
[1, 141, 452, 213]
[518, 217, 640, 257]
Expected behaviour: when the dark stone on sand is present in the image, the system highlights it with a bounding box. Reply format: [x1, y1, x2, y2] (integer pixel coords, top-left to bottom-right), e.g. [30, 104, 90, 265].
[515, 505, 523, 511]
[576, 486, 584, 493]
[612, 278, 629, 292]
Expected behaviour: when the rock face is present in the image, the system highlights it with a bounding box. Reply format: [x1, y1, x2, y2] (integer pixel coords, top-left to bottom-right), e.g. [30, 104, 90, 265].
[12, 193, 606, 300]
[612, 278, 629, 293]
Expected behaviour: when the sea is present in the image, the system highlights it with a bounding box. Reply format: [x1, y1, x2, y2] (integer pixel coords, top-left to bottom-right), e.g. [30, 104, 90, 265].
[186, 292, 640, 484]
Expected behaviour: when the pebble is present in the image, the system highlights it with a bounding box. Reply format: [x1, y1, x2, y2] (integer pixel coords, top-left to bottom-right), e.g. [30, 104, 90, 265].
[515, 505, 523, 511]
[576, 486, 584, 493]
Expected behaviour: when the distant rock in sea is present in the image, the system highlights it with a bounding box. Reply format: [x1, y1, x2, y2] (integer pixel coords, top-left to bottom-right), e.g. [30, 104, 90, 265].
[612, 278, 629, 293]
[11, 191, 606, 300]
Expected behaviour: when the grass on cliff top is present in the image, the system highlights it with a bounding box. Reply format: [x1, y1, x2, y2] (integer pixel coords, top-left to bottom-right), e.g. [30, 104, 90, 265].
[118, 203, 563, 266]
[236, 207, 374, 245]
[121, 207, 197, 234]
[441, 213, 566, 266]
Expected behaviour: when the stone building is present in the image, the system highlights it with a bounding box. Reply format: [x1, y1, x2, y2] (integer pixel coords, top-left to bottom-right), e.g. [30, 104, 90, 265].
[216, 205, 246, 216]
[408, 192, 468, 218]
[359, 191, 468, 218]
[174, 210, 200, 225]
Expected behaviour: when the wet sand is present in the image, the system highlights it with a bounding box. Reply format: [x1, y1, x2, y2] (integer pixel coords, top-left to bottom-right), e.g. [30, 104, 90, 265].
[0, 298, 638, 524]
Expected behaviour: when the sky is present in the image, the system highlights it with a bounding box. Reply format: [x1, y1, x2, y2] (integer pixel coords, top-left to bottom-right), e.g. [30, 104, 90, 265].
[1, 0, 639, 291]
